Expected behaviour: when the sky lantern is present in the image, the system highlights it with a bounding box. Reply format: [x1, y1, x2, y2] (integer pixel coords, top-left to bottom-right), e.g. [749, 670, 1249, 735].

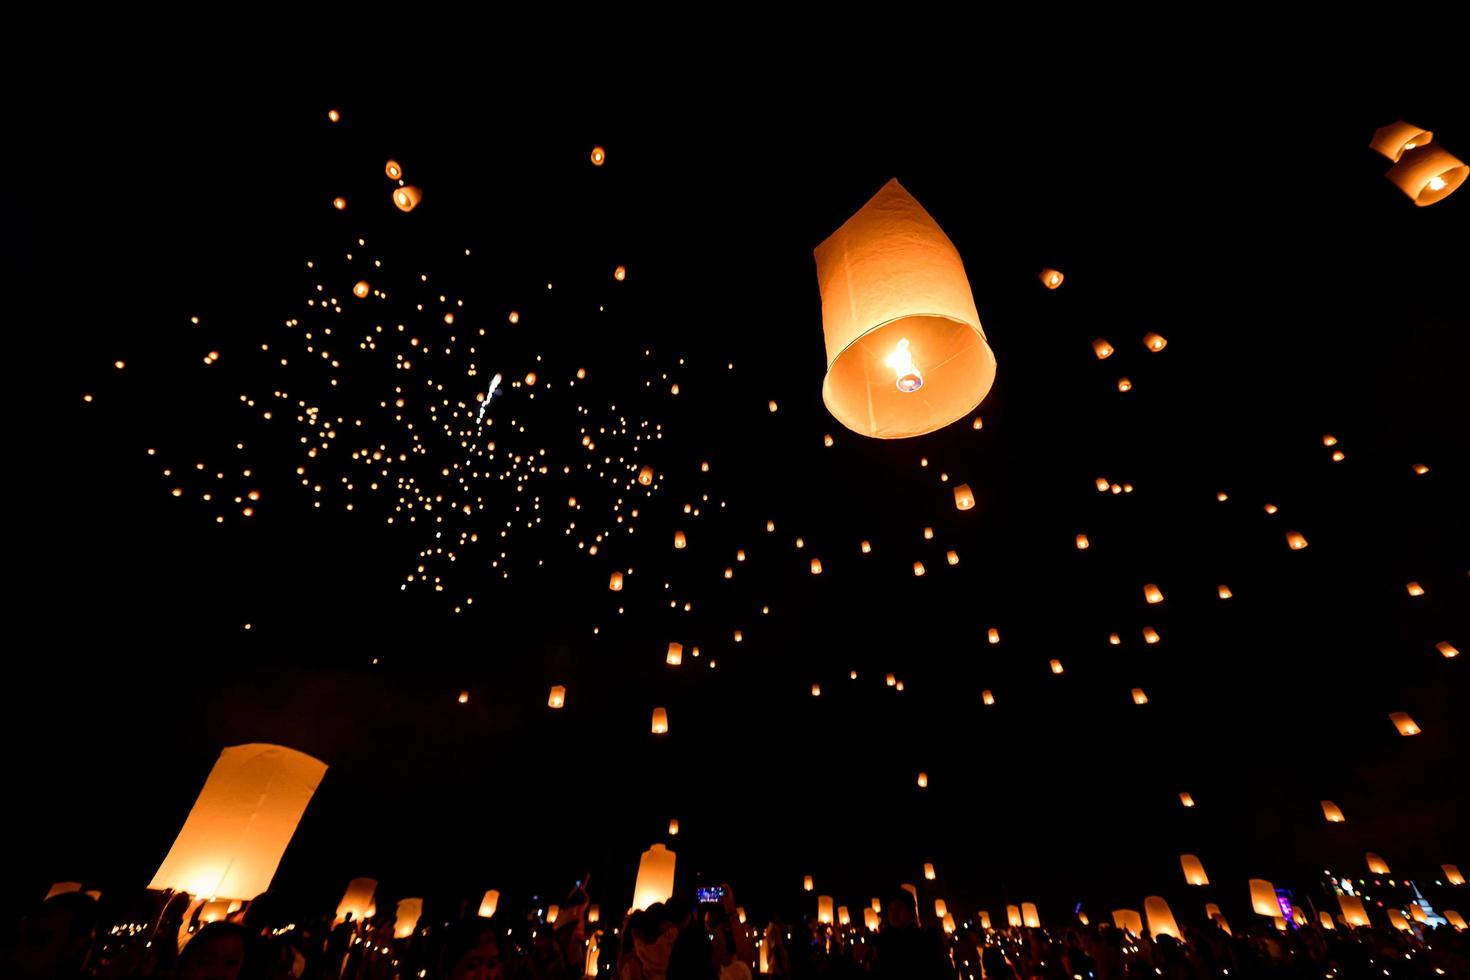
[1142, 627, 1160, 645]
[336, 878, 377, 924]
[1116, 378, 1132, 392]
[651, 708, 669, 734]
[1321, 800, 1345, 823]
[917, 771, 928, 788]
[1217, 584, 1233, 599]
[864, 908, 880, 931]
[392, 186, 422, 212]
[1111, 910, 1142, 936]
[804, 875, 814, 891]
[353, 281, 370, 299]
[934, 898, 948, 918]
[1132, 688, 1148, 705]
[332, 197, 346, 210]
[978, 911, 992, 930]
[1050, 659, 1064, 674]
[667, 818, 679, 836]
[1438, 642, 1459, 658]
[1317, 910, 1335, 930]
[1144, 897, 1180, 940]
[913, 561, 925, 576]
[1387, 908, 1412, 932]
[1143, 583, 1164, 604]
[1445, 864, 1465, 885]
[1075, 534, 1090, 549]
[394, 898, 423, 938]
[638, 465, 654, 485]
[199, 900, 230, 924]
[609, 571, 623, 591]
[838, 906, 851, 926]
[1006, 905, 1022, 928]
[1366, 852, 1391, 874]
[953, 483, 975, 510]
[1249, 880, 1279, 918]
[548, 686, 566, 709]
[988, 628, 1000, 644]
[810, 559, 822, 575]
[45, 882, 82, 900]
[614, 265, 627, 282]
[1040, 268, 1064, 289]
[674, 531, 686, 549]
[1385, 143, 1468, 206]
[1338, 894, 1370, 928]
[1286, 531, 1308, 550]
[946, 550, 959, 565]
[1109, 632, 1121, 645]
[385, 159, 402, 179]
[590, 145, 606, 166]
[1022, 903, 1040, 928]
[1389, 712, 1420, 736]
[666, 643, 683, 666]
[1406, 581, 1424, 596]
[982, 689, 995, 705]
[1092, 338, 1114, 359]
[1180, 854, 1209, 886]
[458, 691, 469, 704]
[817, 896, 834, 924]
[1143, 332, 1167, 352]
[633, 843, 676, 911]
[813, 178, 996, 439]
[924, 862, 936, 880]
[148, 743, 327, 901]
[477, 889, 499, 918]
[327, 109, 340, 123]
[1179, 792, 1195, 807]
[1370, 120, 1433, 161]
[810, 683, 822, 697]
[860, 540, 871, 554]
[1445, 911, 1468, 930]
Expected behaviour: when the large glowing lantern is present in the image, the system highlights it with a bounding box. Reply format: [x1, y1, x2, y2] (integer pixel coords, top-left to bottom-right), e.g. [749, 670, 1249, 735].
[1112, 909, 1142, 936]
[478, 889, 500, 917]
[813, 178, 996, 439]
[1006, 905, 1022, 928]
[1321, 800, 1345, 823]
[1249, 880, 1279, 918]
[1145, 897, 1180, 940]
[953, 484, 975, 510]
[1370, 121, 1433, 162]
[1021, 903, 1040, 928]
[148, 743, 327, 900]
[1445, 864, 1465, 885]
[394, 898, 422, 938]
[392, 186, 422, 212]
[1389, 712, 1420, 736]
[1445, 910, 1467, 930]
[818, 896, 834, 924]
[1366, 853, 1390, 874]
[651, 708, 669, 734]
[1385, 144, 1468, 206]
[1180, 855, 1209, 886]
[1338, 894, 1370, 928]
[336, 878, 378, 924]
[632, 843, 676, 911]
[864, 907, 880, 931]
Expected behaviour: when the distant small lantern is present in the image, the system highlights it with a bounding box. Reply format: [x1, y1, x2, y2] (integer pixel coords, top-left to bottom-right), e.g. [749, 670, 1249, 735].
[1249, 879, 1279, 918]
[1143, 627, 1160, 644]
[638, 465, 654, 486]
[1022, 903, 1041, 929]
[811, 683, 821, 697]
[478, 889, 500, 918]
[804, 875, 814, 892]
[838, 906, 851, 926]
[864, 908, 880, 931]
[1180, 854, 1209, 886]
[1321, 800, 1345, 823]
[651, 708, 669, 734]
[327, 109, 340, 123]
[1217, 584, 1233, 599]
[458, 690, 469, 704]
[590, 145, 606, 166]
[982, 689, 995, 705]
[1050, 659, 1064, 674]
[1366, 852, 1391, 874]
[923, 527, 934, 540]
[1369, 120, 1434, 162]
[924, 862, 936, 880]
[1412, 463, 1429, 475]
[1385, 143, 1468, 206]
[508, 311, 520, 324]
[1145, 897, 1180, 940]
[810, 559, 822, 575]
[814, 179, 996, 439]
[1132, 688, 1148, 705]
[1444, 864, 1465, 885]
[393, 186, 423, 212]
[353, 281, 370, 298]
[818, 896, 834, 924]
[953, 483, 975, 510]
[674, 531, 686, 549]
[1075, 534, 1090, 549]
[1092, 338, 1114, 359]
[1389, 712, 1420, 736]
[988, 628, 1000, 644]
[1144, 583, 1164, 604]
[917, 771, 928, 788]
[385, 159, 402, 179]
[610, 571, 624, 591]
[913, 561, 925, 576]
[666, 643, 682, 666]
[614, 265, 627, 282]
[946, 550, 959, 565]
[668, 819, 679, 836]
[1406, 581, 1424, 596]
[588, 904, 600, 923]
[1117, 378, 1132, 392]
[1143, 332, 1167, 352]
[1179, 792, 1195, 807]
[548, 685, 566, 709]
[1318, 910, 1335, 930]
[860, 540, 871, 554]
[1110, 632, 1121, 645]
[336, 878, 378, 924]
[1040, 268, 1064, 289]
[1434, 640, 1458, 658]
[332, 197, 346, 210]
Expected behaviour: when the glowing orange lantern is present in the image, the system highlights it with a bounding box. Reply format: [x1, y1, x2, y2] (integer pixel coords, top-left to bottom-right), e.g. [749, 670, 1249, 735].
[1112, 909, 1142, 936]
[1075, 534, 1090, 549]
[1179, 792, 1195, 807]
[45, 882, 82, 900]
[923, 862, 936, 880]
[1286, 531, 1308, 550]
[1445, 864, 1465, 885]
[614, 265, 627, 282]
[651, 708, 668, 734]
[668, 819, 679, 836]
[1145, 897, 1180, 939]
[1249, 880, 1278, 917]
[633, 843, 676, 911]
[1389, 712, 1420, 736]
[1387, 908, 1411, 932]
[1144, 583, 1164, 604]
[674, 531, 686, 549]
[864, 908, 880, 930]
[1406, 581, 1424, 596]
[148, 743, 327, 900]
[1317, 910, 1335, 930]
[946, 550, 959, 565]
[392, 186, 422, 212]
[1143, 627, 1160, 644]
[1143, 332, 1167, 352]
[609, 571, 623, 591]
[988, 628, 1000, 644]
[1180, 855, 1208, 886]
[1006, 905, 1022, 928]
[332, 197, 346, 210]
[1366, 853, 1390, 874]
[1092, 338, 1114, 359]
[590, 146, 606, 166]
[1339, 894, 1370, 928]
[548, 685, 566, 709]
[978, 911, 992, 929]
[327, 109, 340, 123]
[1040, 268, 1064, 289]
[982, 689, 995, 706]
[477, 889, 499, 918]
[1217, 585, 1233, 599]
[385, 160, 402, 179]
[666, 643, 682, 666]
[336, 878, 378, 924]
[638, 465, 654, 485]
[1439, 642, 1460, 658]
[953, 483, 975, 510]
[838, 906, 851, 926]
[1021, 903, 1040, 928]
[916, 771, 928, 788]
[817, 896, 834, 924]
[1385, 144, 1468, 206]
[860, 540, 871, 554]
[395, 898, 422, 938]
[814, 178, 996, 439]
[913, 561, 925, 576]
[1370, 121, 1433, 161]
[810, 683, 821, 697]
[1117, 378, 1132, 392]
[1050, 659, 1064, 674]
[353, 281, 370, 299]
[1132, 688, 1148, 705]
[1321, 800, 1345, 823]
[804, 875, 814, 891]
[934, 898, 948, 918]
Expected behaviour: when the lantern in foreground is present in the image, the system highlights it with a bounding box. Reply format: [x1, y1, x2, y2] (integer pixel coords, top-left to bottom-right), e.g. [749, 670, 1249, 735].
[1321, 800, 1345, 823]
[1040, 268, 1064, 289]
[336, 878, 378, 923]
[548, 685, 566, 709]
[394, 898, 422, 938]
[864, 907, 880, 931]
[651, 708, 669, 734]
[148, 743, 327, 900]
[804, 875, 814, 892]
[1145, 897, 1180, 940]
[953, 483, 975, 510]
[632, 843, 676, 911]
[813, 178, 996, 439]
[1366, 852, 1390, 874]
[1445, 910, 1467, 930]
[1385, 144, 1468, 206]
[1007, 905, 1022, 928]
[1445, 864, 1465, 885]
[1389, 712, 1420, 736]
[666, 643, 682, 666]
[392, 186, 422, 212]
[1180, 854, 1208, 886]
[1112, 909, 1142, 936]
[1249, 879, 1279, 918]
[1370, 120, 1433, 162]
[1338, 894, 1370, 928]
[1022, 903, 1040, 928]
[478, 889, 499, 918]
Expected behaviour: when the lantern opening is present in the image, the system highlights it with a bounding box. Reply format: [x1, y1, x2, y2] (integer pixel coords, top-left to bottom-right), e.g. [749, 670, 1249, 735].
[885, 337, 924, 393]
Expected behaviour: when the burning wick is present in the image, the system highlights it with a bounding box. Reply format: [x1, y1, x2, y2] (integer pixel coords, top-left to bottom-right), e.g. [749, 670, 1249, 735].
[885, 338, 923, 393]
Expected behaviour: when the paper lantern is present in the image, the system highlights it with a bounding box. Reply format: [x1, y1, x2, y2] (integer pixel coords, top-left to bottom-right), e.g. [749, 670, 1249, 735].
[548, 685, 566, 709]
[632, 843, 676, 911]
[1075, 534, 1090, 550]
[666, 818, 679, 836]
[609, 571, 623, 591]
[1180, 855, 1209, 886]
[352, 280, 370, 299]
[1144, 897, 1180, 940]
[913, 561, 925, 576]
[978, 911, 992, 929]
[813, 178, 996, 439]
[458, 690, 469, 704]
[982, 689, 995, 705]
[1143, 627, 1160, 645]
[45, 882, 82, 900]
[1389, 712, 1420, 736]
[810, 683, 822, 697]
[953, 484, 975, 510]
[1411, 902, 1429, 925]
[1217, 584, 1233, 599]
[327, 109, 340, 123]
[1321, 800, 1345, 823]
[1249, 880, 1279, 918]
[1406, 581, 1424, 596]
[332, 197, 346, 210]
[392, 186, 422, 212]
[838, 905, 851, 926]
[1309, 909, 1332, 931]
[1143, 332, 1167, 352]
[638, 465, 654, 486]
[1366, 852, 1390, 874]
[1286, 531, 1308, 550]
[924, 862, 936, 880]
[1439, 642, 1460, 658]
[666, 643, 682, 666]
[804, 875, 814, 891]
[545, 904, 560, 924]
[1143, 583, 1164, 604]
[942, 913, 956, 934]
[1110, 632, 1122, 645]
[1112, 909, 1142, 936]
[477, 889, 499, 918]
[1022, 903, 1040, 928]
[886, 673, 896, 686]
[336, 878, 378, 923]
[651, 708, 668, 734]
[946, 550, 959, 565]
[674, 531, 686, 549]
[1445, 864, 1465, 885]
[384, 159, 402, 180]
[1338, 894, 1370, 928]
[1117, 378, 1132, 392]
[1264, 503, 1279, 514]
[736, 907, 745, 924]
[917, 771, 928, 788]
[148, 743, 327, 900]
[1370, 121, 1433, 162]
[394, 898, 422, 938]
[861, 540, 872, 553]
[1006, 905, 1022, 928]
[864, 907, 880, 931]
[988, 628, 1000, 644]
[1445, 910, 1467, 930]
[1040, 268, 1064, 289]
[199, 899, 230, 923]
[1092, 338, 1113, 359]
[590, 145, 606, 166]
[1386, 144, 1468, 206]
[614, 265, 627, 282]
[1386, 908, 1411, 932]
[934, 899, 948, 918]
[1179, 792, 1195, 807]
[1050, 659, 1064, 674]
[1132, 688, 1149, 705]
[1096, 477, 1111, 491]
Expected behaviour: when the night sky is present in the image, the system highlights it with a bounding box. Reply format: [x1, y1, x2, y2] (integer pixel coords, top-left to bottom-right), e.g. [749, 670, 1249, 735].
[11, 67, 1467, 931]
